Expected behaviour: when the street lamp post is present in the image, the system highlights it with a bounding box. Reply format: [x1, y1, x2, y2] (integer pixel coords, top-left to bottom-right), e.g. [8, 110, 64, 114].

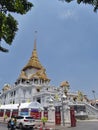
[60, 81, 70, 126]
[92, 90, 96, 106]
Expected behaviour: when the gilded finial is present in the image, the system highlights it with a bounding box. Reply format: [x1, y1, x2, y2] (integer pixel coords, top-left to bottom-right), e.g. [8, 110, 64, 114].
[34, 31, 37, 50]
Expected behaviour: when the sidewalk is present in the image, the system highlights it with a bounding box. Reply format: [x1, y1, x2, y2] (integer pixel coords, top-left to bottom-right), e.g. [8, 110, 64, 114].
[33, 123, 71, 130]
[32, 121, 72, 130]
[0, 117, 8, 123]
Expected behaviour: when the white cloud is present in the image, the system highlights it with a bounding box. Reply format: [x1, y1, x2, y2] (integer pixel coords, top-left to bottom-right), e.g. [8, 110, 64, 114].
[59, 9, 78, 20]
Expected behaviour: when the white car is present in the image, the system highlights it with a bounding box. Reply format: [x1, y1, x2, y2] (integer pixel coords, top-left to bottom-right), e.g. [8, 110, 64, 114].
[15, 115, 35, 129]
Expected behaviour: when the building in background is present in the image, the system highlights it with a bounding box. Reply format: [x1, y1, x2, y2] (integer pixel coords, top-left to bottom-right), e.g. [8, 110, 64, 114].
[0, 39, 95, 121]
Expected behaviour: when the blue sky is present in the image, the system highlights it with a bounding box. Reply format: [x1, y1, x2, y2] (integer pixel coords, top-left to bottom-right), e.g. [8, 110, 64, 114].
[0, 0, 98, 99]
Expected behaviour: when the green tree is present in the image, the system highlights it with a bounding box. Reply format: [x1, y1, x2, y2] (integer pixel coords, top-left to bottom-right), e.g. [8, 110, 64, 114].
[60, 0, 98, 12]
[0, 0, 33, 52]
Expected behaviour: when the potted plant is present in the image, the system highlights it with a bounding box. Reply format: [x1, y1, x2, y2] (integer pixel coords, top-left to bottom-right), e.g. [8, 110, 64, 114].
[41, 116, 48, 128]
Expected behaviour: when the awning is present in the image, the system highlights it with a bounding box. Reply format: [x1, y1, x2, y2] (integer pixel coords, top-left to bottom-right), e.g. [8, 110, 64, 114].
[0, 104, 19, 110]
[0, 101, 43, 110]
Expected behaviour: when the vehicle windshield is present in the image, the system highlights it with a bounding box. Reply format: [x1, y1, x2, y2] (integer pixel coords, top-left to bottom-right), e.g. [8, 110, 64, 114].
[25, 117, 34, 119]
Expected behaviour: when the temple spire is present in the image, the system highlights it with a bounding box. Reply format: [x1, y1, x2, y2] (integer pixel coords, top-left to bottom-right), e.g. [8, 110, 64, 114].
[22, 38, 43, 70]
[34, 39, 36, 50]
[34, 30, 37, 50]
[18, 36, 50, 81]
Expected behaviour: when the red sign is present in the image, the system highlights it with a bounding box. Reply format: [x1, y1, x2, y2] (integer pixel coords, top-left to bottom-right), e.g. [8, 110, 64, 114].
[30, 109, 41, 119]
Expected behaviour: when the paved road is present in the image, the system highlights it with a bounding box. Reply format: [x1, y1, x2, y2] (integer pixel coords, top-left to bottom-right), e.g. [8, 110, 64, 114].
[64, 121, 98, 130]
[0, 121, 98, 130]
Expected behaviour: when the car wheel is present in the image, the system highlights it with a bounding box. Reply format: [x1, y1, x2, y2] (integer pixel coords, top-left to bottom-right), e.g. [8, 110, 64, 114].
[19, 124, 23, 130]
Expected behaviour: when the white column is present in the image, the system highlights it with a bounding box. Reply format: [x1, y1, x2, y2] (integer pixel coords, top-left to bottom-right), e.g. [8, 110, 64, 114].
[29, 108, 31, 116]
[10, 109, 13, 118]
[41, 110, 44, 118]
[3, 109, 6, 118]
[18, 108, 21, 116]
[64, 105, 71, 127]
[48, 107, 55, 123]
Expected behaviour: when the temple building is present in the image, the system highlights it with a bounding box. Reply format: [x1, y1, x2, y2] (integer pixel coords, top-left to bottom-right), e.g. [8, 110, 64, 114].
[0, 39, 94, 122]
[0, 39, 88, 105]
[0, 39, 70, 106]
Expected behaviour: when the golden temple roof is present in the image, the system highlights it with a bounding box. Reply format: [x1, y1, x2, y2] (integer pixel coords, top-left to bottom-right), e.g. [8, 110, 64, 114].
[23, 39, 43, 70]
[60, 81, 70, 87]
[19, 39, 50, 81]
[2, 84, 11, 91]
[19, 71, 28, 80]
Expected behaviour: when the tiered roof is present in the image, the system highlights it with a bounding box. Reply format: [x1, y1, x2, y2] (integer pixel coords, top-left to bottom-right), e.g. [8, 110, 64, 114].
[19, 40, 50, 81]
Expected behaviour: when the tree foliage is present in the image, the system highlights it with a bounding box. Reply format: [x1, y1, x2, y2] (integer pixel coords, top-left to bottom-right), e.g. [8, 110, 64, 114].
[0, 0, 33, 52]
[60, 0, 98, 12]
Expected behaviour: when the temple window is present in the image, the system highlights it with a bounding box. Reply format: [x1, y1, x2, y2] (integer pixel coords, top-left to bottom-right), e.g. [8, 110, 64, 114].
[36, 88, 40, 92]
[26, 80, 30, 84]
[14, 91, 16, 96]
[34, 79, 38, 84]
[21, 79, 25, 83]
[13, 100, 15, 104]
[10, 92, 13, 97]
[42, 80, 44, 84]
[37, 98, 41, 103]
[15, 82, 17, 85]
